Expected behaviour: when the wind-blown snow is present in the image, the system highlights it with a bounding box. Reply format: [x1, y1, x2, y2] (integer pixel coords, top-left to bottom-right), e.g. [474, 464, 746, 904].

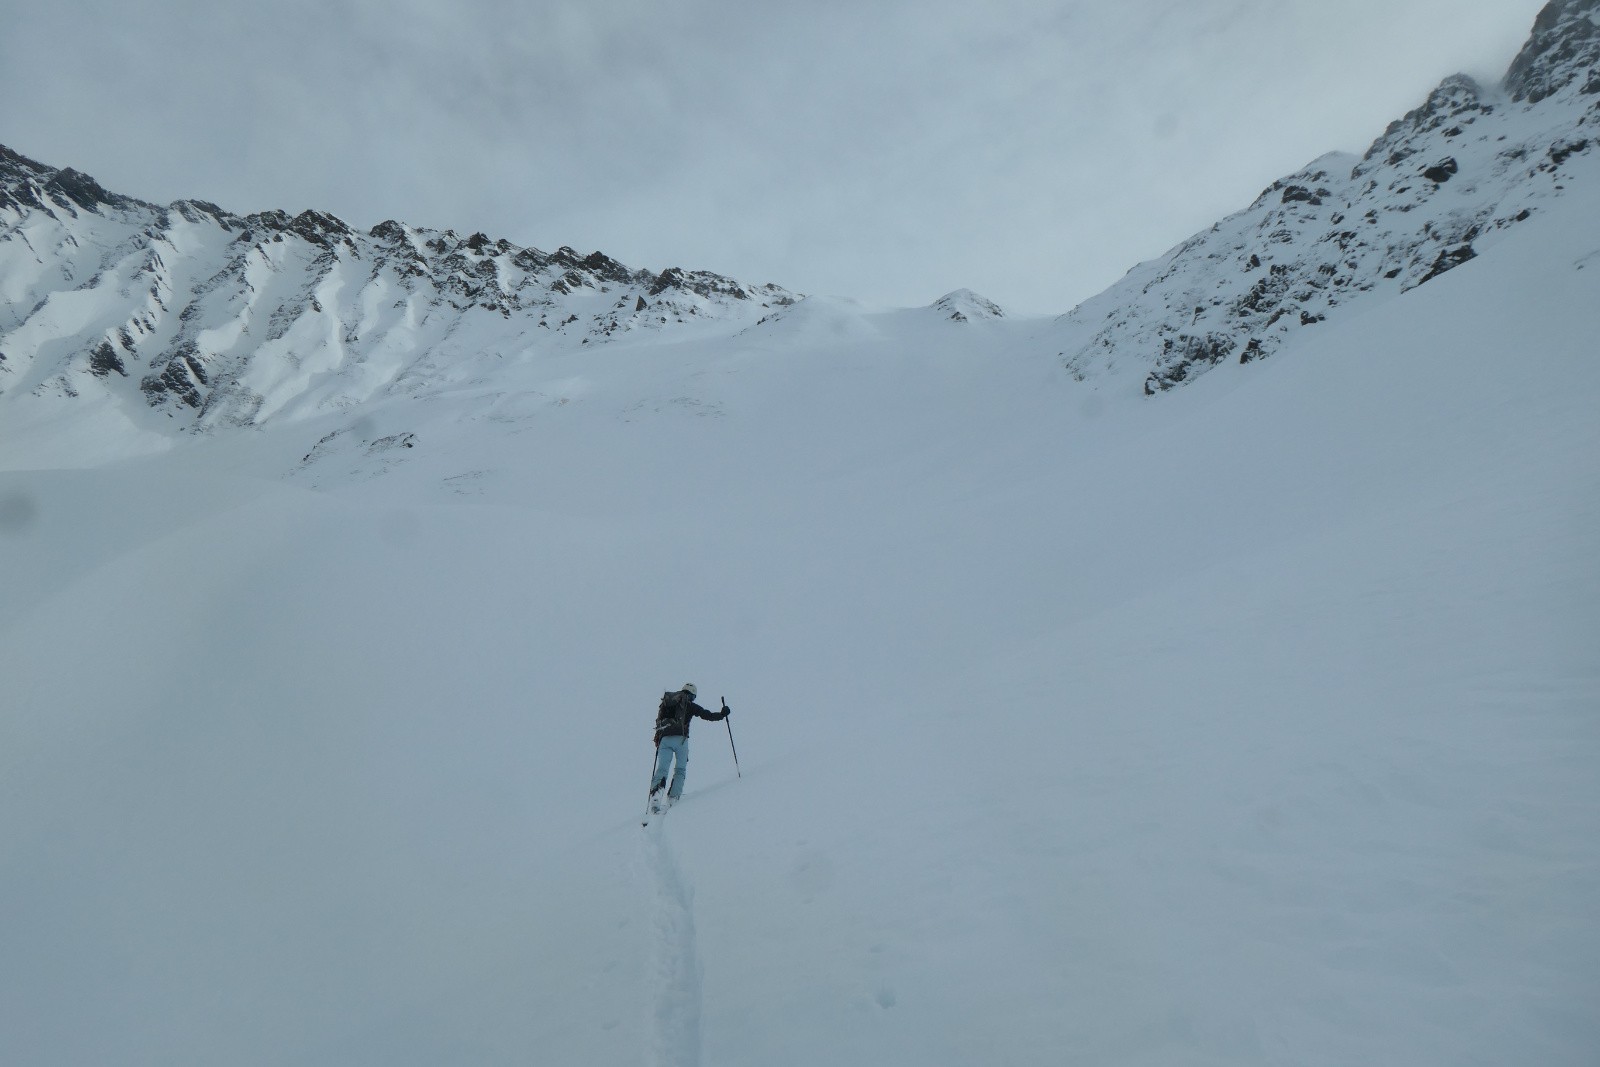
[1, 160, 1596, 1065]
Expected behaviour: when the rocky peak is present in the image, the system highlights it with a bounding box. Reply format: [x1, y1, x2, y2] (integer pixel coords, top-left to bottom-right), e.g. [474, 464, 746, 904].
[239, 208, 293, 237]
[0, 145, 146, 216]
[649, 266, 753, 300]
[931, 289, 1004, 322]
[169, 199, 240, 228]
[1249, 154, 1355, 209]
[1052, 0, 1598, 397]
[0, 143, 52, 186]
[287, 208, 355, 249]
[44, 168, 121, 212]
[367, 218, 409, 244]
[578, 249, 635, 285]
[1355, 75, 1489, 179]
[1504, 0, 1600, 102]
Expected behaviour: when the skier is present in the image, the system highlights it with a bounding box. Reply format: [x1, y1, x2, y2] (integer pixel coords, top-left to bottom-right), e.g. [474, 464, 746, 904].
[649, 683, 730, 813]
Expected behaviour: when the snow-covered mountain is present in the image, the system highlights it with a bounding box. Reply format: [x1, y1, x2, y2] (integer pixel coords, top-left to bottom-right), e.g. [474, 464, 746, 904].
[4, 163, 1596, 1067]
[0, 146, 794, 429]
[0, 6, 1597, 1066]
[1050, 0, 1599, 393]
[2, 0, 1597, 437]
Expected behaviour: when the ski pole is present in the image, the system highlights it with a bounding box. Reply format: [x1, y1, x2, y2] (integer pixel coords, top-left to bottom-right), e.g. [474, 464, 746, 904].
[723, 696, 741, 777]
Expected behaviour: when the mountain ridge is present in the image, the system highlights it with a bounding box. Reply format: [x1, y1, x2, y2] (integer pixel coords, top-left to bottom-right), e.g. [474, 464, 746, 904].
[1049, 0, 1598, 393]
[0, 141, 797, 428]
[1, 0, 1595, 429]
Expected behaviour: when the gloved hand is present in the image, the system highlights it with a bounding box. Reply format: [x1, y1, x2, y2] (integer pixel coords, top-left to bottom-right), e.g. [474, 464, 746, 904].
[721, 704, 731, 717]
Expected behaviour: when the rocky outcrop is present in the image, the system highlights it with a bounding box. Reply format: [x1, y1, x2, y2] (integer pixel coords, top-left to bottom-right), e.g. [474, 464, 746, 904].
[1504, 0, 1600, 103]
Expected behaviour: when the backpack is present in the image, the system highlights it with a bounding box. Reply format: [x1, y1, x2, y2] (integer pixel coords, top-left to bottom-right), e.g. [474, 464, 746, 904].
[654, 690, 690, 737]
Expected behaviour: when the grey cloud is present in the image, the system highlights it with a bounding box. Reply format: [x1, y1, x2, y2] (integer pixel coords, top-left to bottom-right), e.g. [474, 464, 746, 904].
[1, 0, 1548, 313]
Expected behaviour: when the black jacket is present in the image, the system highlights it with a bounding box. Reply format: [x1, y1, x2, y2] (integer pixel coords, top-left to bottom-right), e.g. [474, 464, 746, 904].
[654, 691, 728, 743]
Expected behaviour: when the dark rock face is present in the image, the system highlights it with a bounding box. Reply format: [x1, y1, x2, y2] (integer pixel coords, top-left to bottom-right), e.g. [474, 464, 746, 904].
[1421, 158, 1459, 184]
[140, 345, 209, 409]
[1416, 243, 1478, 287]
[87, 341, 128, 378]
[1505, 0, 1600, 102]
[368, 219, 407, 243]
[44, 169, 101, 208]
[0, 145, 126, 215]
[580, 250, 634, 284]
[287, 209, 354, 250]
[1144, 333, 1237, 394]
[648, 266, 755, 301]
[1280, 185, 1329, 205]
[1549, 137, 1591, 165]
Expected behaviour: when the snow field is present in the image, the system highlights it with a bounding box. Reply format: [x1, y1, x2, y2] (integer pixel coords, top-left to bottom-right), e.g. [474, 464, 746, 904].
[0, 181, 1597, 1065]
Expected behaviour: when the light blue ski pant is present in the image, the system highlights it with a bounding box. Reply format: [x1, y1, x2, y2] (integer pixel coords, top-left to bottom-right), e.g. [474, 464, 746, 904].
[652, 735, 689, 799]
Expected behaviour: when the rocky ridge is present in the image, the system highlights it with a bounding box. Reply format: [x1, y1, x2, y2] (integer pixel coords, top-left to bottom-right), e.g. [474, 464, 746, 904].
[0, 146, 794, 427]
[1051, 0, 1599, 394]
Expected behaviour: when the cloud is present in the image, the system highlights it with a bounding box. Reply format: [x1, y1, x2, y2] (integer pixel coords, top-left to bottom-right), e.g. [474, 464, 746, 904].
[0, 0, 1548, 313]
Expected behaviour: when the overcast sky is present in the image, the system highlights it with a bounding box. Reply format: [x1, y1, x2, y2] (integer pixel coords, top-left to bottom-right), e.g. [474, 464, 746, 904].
[2, 1, 1547, 313]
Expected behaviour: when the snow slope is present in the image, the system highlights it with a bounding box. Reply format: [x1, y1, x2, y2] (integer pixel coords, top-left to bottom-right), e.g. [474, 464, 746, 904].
[2, 153, 1597, 1065]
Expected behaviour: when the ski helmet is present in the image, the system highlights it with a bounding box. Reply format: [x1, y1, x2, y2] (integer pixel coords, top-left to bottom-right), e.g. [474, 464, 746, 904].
[682, 683, 697, 698]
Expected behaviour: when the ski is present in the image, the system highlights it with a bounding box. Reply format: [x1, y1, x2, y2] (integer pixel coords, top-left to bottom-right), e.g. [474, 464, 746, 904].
[641, 793, 676, 827]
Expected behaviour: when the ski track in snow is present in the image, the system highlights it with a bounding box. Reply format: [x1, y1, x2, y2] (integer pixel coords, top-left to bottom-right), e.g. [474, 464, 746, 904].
[640, 821, 703, 1067]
